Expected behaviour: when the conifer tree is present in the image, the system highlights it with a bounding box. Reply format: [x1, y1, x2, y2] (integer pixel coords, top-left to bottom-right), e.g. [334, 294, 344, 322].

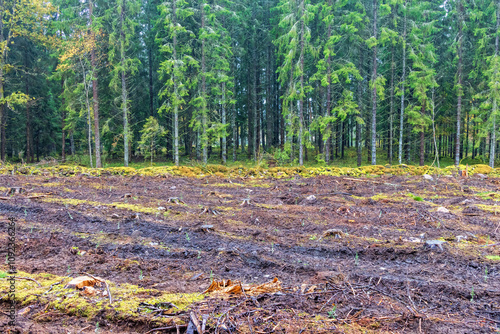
[158, 0, 196, 166]
[108, 0, 141, 166]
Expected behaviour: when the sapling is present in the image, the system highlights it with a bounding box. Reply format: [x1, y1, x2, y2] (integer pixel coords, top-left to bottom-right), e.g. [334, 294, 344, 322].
[355, 252, 359, 266]
[470, 287, 475, 302]
[328, 305, 337, 319]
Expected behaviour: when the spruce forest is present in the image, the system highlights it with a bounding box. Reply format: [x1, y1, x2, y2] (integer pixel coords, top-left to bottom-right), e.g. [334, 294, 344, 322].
[2, 1, 500, 333]
[1, 0, 500, 168]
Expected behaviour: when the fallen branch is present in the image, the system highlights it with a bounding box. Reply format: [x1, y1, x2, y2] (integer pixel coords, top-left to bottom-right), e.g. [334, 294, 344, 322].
[0, 310, 11, 317]
[367, 284, 421, 318]
[315, 192, 353, 197]
[4, 276, 42, 287]
[44, 279, 66, 294]
[475, 314, 500, 324]
[190, 311, 203, 334]
[343, 177, 387, 184]
[417, 210, 447, 229]
[28, 195, 46, 199]
[137, 302, 180, 317]
[144, 325, 187, 334]
[77, 325, 92, 333]
[0, 197, 9, 201]
[215, 299, 248, 334]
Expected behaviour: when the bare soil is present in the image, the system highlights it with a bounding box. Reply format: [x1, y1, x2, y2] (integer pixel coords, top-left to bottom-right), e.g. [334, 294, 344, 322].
[0, 172, 499, 333]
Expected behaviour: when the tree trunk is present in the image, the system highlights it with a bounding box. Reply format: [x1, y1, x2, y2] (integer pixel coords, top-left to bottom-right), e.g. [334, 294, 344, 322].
[232, 104, 236, 162]
[231, 61, 237, 162]
[266, 45, 273, 150]
[431, 87, 439, 167]
[61, 78, 66, 163]
[455, 0, 463, 166]
[420, 103, 425, 166]
[490, 3, 500, 168]
[147, 0, 154, 116]
[25, 55, 32, 163]
[120, 0, 129, 167]
[89, 0, 101, 168]
[288, 64, 294, 160]
[357, 45, 363, 167]
[252, 43, 258, 161]
[172, 0, 179, 166]
[222, 81, 226, 164]
[87, 94, 93, 168]
[70, 130, 75, 156]
[257, 71, 262, 155]
[370, 0, 378, 165]
[0, 0, 5, 162]
[389, 42, 395, 165]
[247, 73, 252, 158]
[465, 109, 469, 158]
[201, 2, 207, 164]
[325, 13, 332, 164]
[399, 1, 407, 165]
[298, 0, 305, 166]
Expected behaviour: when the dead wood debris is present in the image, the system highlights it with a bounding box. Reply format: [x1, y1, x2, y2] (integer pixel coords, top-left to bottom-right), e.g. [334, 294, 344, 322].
[137, 301, 180, 317]
[65, 273, 113, 304]
[240, 198, 251, 206]
[2, 276, 42, 287]
[208, 191, 231, 199]
[200, 207, 220, 215]
[7, 187, 24, 195]
[141, 276, 463, 333]
[44, 279, 66, 294]
[167, 197, 185, 204]
[322, 229, 343, 239]
[204, 277, 282, 296]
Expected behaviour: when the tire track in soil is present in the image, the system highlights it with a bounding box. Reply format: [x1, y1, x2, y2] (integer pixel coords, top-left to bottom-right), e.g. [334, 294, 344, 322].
[1, 198, 497, 299]
[0, 174, 499, 333]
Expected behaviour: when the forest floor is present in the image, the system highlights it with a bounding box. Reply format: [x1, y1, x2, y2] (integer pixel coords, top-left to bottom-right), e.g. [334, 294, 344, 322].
[0, 170, 499, 333]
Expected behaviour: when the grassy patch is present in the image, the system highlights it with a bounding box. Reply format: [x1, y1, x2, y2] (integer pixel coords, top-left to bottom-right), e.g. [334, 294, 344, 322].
[3, 162, 500, 179]
[41, 196, 164, 215]
[475, 204, 499, 214]
[476, 192, 500, 201]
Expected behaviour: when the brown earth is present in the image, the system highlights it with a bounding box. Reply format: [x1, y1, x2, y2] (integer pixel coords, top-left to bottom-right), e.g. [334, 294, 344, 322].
[0, 172, 499, 333]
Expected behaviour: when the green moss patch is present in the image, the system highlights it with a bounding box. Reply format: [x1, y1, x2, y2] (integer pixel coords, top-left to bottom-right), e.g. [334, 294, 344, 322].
[0, 269, 204, 324]
[2, 163, 499, 180]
